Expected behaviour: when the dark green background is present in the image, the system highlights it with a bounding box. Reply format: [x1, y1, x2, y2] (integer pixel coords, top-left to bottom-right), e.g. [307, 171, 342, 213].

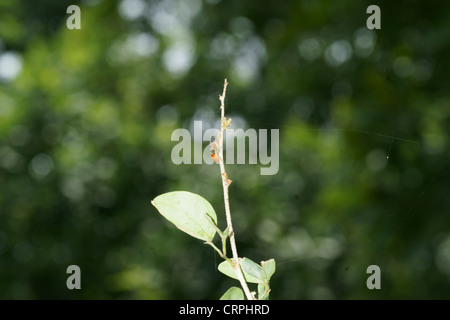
[0, 0, 449, 299]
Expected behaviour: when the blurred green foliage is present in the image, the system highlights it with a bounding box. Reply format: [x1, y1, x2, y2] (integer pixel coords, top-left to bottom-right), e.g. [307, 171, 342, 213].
[0, 0, 449, 299]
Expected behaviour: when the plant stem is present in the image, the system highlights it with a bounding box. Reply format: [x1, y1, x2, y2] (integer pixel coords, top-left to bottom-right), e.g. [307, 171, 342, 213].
[205, 241, 227, 260]
[217, 79, 255, 300]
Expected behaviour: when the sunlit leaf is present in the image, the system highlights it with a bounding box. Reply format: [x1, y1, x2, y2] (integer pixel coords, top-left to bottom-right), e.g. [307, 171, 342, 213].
[218, 258, 261, 284]
[261, 259, 276, 282]
[241, 257, 262, 281]
[151, 191, 217, 242]
[258, 283, 270, 300]
[220, 286, 244, 300]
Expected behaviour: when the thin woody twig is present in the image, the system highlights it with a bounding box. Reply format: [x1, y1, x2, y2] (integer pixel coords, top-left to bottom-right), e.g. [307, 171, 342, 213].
[217, 79, 255, 300]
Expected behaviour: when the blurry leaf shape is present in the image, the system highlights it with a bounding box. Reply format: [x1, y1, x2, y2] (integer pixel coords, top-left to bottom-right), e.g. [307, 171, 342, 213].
[258, 283, 270, 300]
[241, 257, 263, 281]
[218, 258, 262, 284]
[220, 286, 244, 300]
[151, 191, 217, 242]
[261, 259, 276, 282]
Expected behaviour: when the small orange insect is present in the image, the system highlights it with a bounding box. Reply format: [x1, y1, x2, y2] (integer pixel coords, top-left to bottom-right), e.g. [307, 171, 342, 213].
[210, 140, 220, 164]
[211, 150, 220, 164]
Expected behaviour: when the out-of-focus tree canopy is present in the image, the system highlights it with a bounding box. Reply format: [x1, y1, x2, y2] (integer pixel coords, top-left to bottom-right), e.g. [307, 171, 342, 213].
[0, 0, 449, 299]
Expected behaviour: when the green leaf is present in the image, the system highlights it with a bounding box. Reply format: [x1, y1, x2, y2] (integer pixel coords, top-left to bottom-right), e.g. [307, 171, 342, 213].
[151, 191, 217, 242]
[261, 259, 276, 282]
[258, 283, 270, 300]
[218, 258, 262, 284]
[241, 257, 262, 281]
[220, 287, 244, 300]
